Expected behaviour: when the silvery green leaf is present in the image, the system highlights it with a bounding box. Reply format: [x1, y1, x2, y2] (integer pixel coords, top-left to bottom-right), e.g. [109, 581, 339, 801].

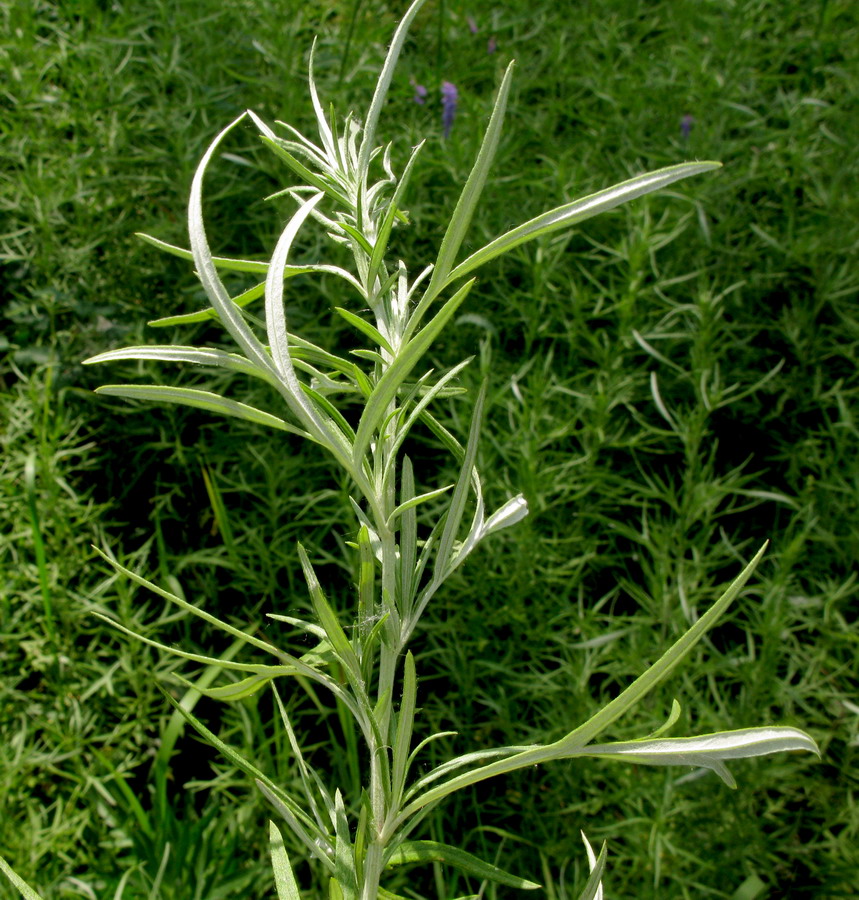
[380, 359, 473, 489]
[386, 484, 454, 527]
[259, 782, 336, 873]
[93, 384, 311, 439]
[367, 141, 425, 297]
[188, 113, 278, 379]
[270, 821, 304, 900]
[84, 346, 280, 387]
[415, 62, 515, 330]
[644, 698, 682, 739]
[173, 672, 275, 702]
[481, 494, 529, 537]
[357, 0, 431, 175]
[391, 651, 418, 807]
[157, 689, 323, 846]
[444, 162, 722, 288]
[349, 497, 383, 561]
[385, 840, 540, 890]
[333, 790, 359, 900]
[272, 687, 334, 837]
[0, 857, 45, 900]
[577, 833, 606, 900]
[136, 231, 268, 272]
[398, 546, 794, 820]
[297, 544, 364, 692]
[147, 281, 265, 327]
[335, 307, 394, 354]
[265, 194, 361, 472]
[260, 136, 352, 206]
[307, 38, 339, 169]
[582, 726, 820, 789]
[351, 278, 476, 466]
[433, 382, 486, 582]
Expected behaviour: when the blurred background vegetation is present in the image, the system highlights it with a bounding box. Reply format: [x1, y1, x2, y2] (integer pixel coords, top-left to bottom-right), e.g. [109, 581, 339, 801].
[1, 0, 857, 897]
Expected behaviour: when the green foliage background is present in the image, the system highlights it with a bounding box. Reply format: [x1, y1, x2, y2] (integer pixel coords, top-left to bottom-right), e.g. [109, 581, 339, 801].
[2, 0, 857, 897]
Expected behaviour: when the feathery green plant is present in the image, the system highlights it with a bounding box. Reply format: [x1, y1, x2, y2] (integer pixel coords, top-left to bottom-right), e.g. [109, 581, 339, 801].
[1, 1, 819, 897]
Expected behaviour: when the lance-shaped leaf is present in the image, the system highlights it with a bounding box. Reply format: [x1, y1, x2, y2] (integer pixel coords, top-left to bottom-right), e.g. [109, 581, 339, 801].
[273, 686, 335, 837]
[265, 194, 360, 470]
[391, 650, 418, 809]
[84, 345, 280, 388]
[0, 857, 46, 900]
[366, 141, 425, 296]
[352, 278, 475, 467]
[580, 726, 820, 789]
[357, 0, 431, 176]
[173, 671, 275, 702]
[148, 259, 364, 328]
[297, 543, 363, 687]
[188, 113, 278, 378]
[441, 162, 722, 289]
[260, 781, 336, 873]
[333, 790, 359, 900]
[137, 231, 269, 273]
[158, 688, 324, 849]
[385, 841, 540, 891]
[432, 383, 486, 582]
[261, 136, 352, 207]
[270, 821, 304, 900]
[93, 385, 311, 439]
[411, 62, 515, 335]
[397, 545, 792, 821]
[386, 484, 454, 528]
[577, 834, 606, 900]
[481, 494, 529, 538]
[380, 359, 473, 491]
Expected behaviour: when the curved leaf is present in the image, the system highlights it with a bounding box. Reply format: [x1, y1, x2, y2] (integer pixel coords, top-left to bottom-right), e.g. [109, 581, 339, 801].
[386, 841, 540, 890]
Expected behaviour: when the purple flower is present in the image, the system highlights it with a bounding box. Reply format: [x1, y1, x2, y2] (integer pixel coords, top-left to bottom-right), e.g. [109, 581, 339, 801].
[681, 113, 694, 139]
[467, 15, 478, 34]
[410, 75, 427, 105]
[441, 81, 458, 138]
[487, 36, 497, 54]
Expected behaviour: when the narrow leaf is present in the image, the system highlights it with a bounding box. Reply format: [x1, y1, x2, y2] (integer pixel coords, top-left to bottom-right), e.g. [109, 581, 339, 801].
[94, 385, 310, 438]
[432, 383, 486, 581]
[399, 545, 775, 819]
[576, 835, 606, 900]
[445, 162, 722, 287]
[84, 346, 279, 387]
[136, 232, 269, 273]
[270, 821, 303, 900]
[173, 672, 275, 702]
[418, 62, 515, 324]
[357, 0, 431, 174]
[188, 113, 278, 378]
[391, 650, 418, 806]
[260, 136, 351, 207]
[386, 841, 540, 890]
[352, 278, 475, 465]
[582, 726, 820, 788]
[0, 857, 45, 900]
[335, 307, 394, 354]
[366, 140, 425, 294]
[297, 544, 364, 690]
[387, 484, 454, 527]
